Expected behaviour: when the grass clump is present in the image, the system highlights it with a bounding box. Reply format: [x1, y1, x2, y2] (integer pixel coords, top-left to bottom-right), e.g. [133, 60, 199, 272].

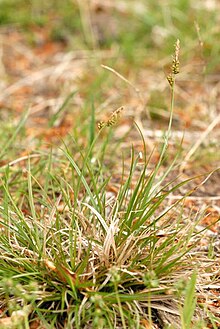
[0, 41, 214, 329]
[0, 127, 203, 328]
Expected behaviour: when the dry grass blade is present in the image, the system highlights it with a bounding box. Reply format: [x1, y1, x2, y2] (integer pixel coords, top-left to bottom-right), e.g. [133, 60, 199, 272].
[180, 113, 220, 172]
[101, 64, 150, 120]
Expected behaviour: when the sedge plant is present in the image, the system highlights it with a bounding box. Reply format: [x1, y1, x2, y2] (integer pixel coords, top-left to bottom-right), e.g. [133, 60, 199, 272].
[0, 40, 212, 329]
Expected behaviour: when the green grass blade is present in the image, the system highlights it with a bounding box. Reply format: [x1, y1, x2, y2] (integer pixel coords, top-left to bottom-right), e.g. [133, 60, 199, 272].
[182, 271, 197, 329]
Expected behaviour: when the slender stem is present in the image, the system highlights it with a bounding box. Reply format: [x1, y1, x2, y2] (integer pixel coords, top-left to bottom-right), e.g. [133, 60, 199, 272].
[167, 78, 176, 138]
[114, 283, 126, 329]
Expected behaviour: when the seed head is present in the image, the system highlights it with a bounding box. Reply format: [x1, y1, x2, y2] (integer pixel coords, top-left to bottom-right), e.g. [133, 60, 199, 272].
[107, 106, 123, 127]
[167, 39, 180, 87]
[167, 74, 174, 87]
[98, 106, 123, 129]
[172, 39, 180, 75]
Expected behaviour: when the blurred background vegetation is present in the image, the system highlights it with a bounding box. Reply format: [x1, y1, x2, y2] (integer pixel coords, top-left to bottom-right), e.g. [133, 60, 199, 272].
[0, 0, 219, 71]
[0, 0, 219, 167]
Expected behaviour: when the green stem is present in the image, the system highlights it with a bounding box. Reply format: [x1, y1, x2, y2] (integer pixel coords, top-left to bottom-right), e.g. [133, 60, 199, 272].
[167, 78, 176, 138]
[114, 283, 126, 329]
